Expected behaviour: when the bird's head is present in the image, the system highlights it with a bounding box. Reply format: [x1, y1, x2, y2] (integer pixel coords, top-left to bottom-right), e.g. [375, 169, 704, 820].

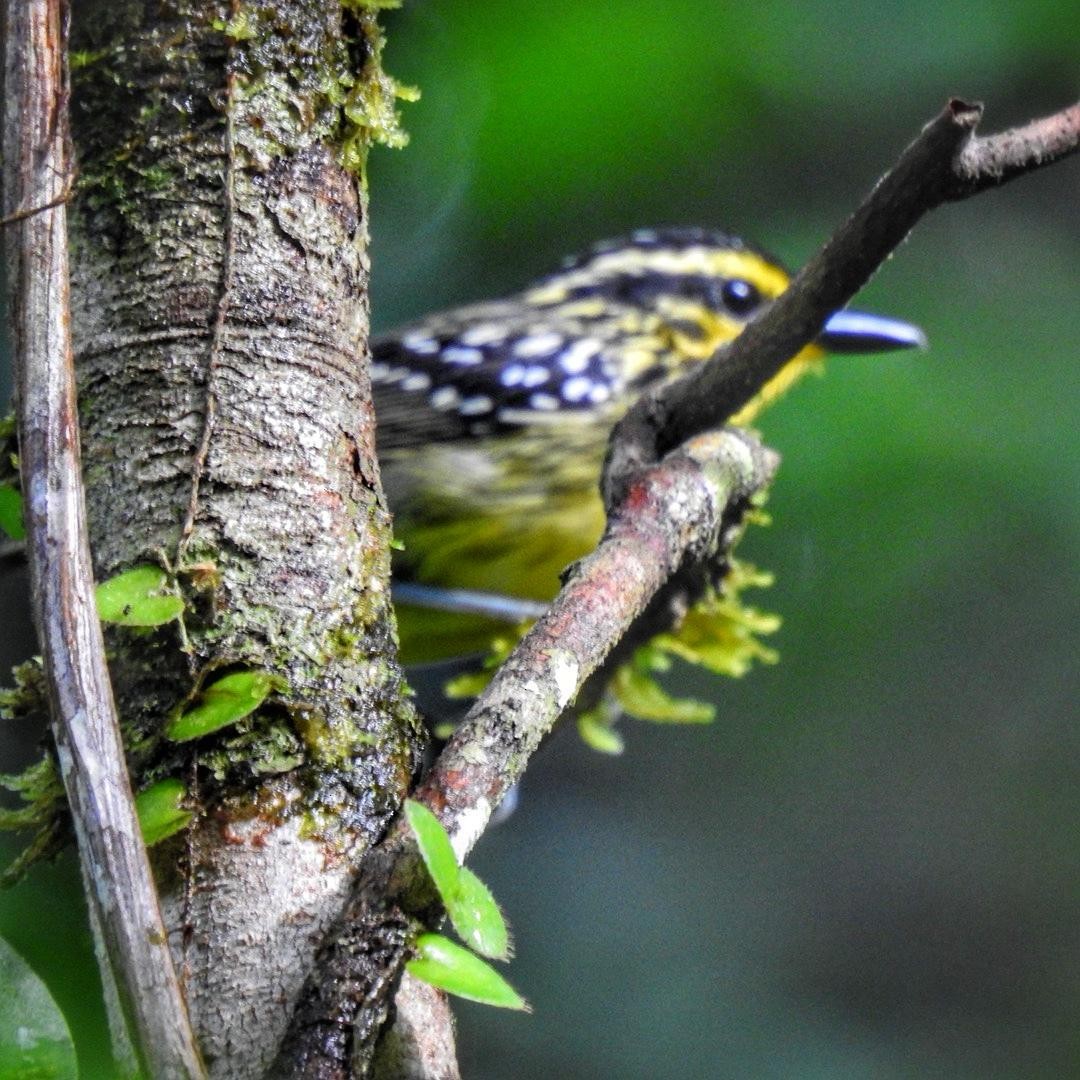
[523, 226, 925, 416]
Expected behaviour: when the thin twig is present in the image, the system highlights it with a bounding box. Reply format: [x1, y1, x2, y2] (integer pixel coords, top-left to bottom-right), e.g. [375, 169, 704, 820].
[1, 2, 205, 1076]
[950, 101, 1080, 195]
[416, 429, 778, 848]
[0, 180, 74, 226]
[176, 63, 237, 555]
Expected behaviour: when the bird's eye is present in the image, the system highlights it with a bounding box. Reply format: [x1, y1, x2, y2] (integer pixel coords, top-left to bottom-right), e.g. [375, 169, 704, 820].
[721, 278, 761, 316]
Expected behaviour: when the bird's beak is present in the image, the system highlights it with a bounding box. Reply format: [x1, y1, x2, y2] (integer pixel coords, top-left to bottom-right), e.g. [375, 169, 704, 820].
[817, 309, 927, 353]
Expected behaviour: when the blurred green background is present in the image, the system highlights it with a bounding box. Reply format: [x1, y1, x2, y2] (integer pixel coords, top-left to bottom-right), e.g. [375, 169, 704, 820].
[2, 1, 1077, 1076]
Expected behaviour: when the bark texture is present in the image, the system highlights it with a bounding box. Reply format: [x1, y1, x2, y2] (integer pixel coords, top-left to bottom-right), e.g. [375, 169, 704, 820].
[3, 1, 203, 1073]
[67, 2, 420, 1073]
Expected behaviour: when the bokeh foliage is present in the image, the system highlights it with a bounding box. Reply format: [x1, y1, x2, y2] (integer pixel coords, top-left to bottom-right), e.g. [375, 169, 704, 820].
[1, 2, 1077, 1076]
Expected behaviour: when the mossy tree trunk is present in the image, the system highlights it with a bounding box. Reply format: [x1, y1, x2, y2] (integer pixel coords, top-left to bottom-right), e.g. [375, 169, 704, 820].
[68, 2, 421, 1073]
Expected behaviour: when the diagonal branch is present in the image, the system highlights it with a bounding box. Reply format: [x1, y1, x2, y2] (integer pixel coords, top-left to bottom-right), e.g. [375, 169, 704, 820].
[412, 429, 778, 851]
[603, 98, 1080, 503]
[272, 428, 777, 1077]
[1, 2, 204, 1076]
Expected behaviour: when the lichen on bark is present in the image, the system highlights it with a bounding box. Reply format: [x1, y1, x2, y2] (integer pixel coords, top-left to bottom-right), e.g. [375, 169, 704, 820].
[63, 1, 422, 1072]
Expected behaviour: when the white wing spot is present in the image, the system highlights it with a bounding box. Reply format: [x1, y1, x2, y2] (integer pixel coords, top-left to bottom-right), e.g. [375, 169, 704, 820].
[588, 384, 611, 404]
[561, 376, 593, 403]
[442, 346, 484, 366]
[529, 392, 561, 411]
[513, 332, 564, 358]
[459, 395, 494, 416]
[460, 324, 507, 347]
[430, 386, 460, 410]
[522, 365, 549, 388]
[403, 333, 439, 354]
[401, 373, 431, 392]
[500, 364, 526, 387]
[558, 338, 601, 374]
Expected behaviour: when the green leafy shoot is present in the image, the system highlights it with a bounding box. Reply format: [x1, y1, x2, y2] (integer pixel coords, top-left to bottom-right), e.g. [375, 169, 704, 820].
[576, 698, 625, 755]
[612, 652, 715, 724]
[135, 778, 193, 846]
[405, 799, 460, 904]
[166, 670, 281, 743]
[407, 934, 529, 1012]
[0, 484, 24, 541]
[95, 564, 184, 627]
[453, 867, 511, 961]
[0, 935, 77, 1079]
[444, 635, 516, 700]
[404, 799, 511, 961]
[651, 564, 780, 679]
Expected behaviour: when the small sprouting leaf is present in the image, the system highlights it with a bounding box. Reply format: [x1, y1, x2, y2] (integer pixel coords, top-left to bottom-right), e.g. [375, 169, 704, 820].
[0, 484, 25, 541]
[405, 800, 511, 958]
[166, 670, 280, 743]
[407, 934, 529, 1012]
[0, 935, 77, 1079]
[135, 778, 193, 846]
[451, 867, 511, 961]
[576, 701, 625, 755]
[404, 799, 461, 906]
[443, 669, 491, 699]
[95, 564, 184, 627]
[612, 661, 714, 724]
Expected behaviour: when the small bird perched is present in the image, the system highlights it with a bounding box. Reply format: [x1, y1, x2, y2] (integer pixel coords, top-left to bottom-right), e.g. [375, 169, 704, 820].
[372, 228, 924, 663]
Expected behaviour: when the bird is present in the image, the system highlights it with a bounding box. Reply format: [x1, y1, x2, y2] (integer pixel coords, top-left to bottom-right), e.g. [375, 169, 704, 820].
[370, 227, 925, 665]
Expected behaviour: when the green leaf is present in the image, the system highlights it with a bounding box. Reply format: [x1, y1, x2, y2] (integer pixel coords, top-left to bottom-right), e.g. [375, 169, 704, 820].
[407, 934, 529, 1012]
[135, 778, 193, 846]
[405, 800, 511, 959]
[611, 660, 715, 724]
[0, 935, 77, 1079]
[167, 670, 280, 743]
[95, 564, 185, 627]
[576, 701, 625, 755]
[404, 799, 461, 906]
[451, 867, 511, 961]
[0, 484, 25, 541]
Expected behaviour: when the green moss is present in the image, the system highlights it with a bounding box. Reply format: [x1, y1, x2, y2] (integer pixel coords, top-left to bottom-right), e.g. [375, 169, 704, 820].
[342, 0, 403, 10]
[338, 7, 419, 170]
[211, 12, 257, 41]
[0, 664, 67, 884]
[69, 48, 109, 70]
[292, 703, 378, 766]
[61, 2, 422, 850]
[200, 714, 305, 782]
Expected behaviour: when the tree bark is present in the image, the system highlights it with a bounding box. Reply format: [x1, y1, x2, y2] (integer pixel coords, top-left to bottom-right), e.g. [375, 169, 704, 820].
[66, 2, 420, 1074]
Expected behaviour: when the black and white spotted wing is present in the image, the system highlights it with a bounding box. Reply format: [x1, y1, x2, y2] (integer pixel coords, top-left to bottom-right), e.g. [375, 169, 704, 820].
[370, 300, 634, 451]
